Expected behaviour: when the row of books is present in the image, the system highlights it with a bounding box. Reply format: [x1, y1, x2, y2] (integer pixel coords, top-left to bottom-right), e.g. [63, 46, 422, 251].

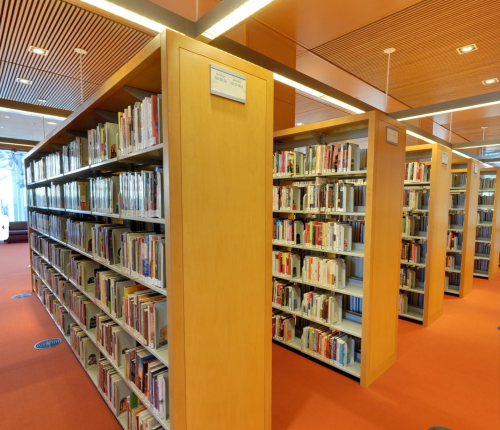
[446, 253, 461, 270]
[124, 392, 165, 429]
[273, 218, 362, 251]
[26, 158, 47, 183]
[90, 177, 119, 214]
[119, 170, 163, 218]
[88, 123, 118, 164]
[63, 138, 88, 172]
[480, 177, 496, 189]
[447, 232, 462, 250]
[476, 226, 492, 239]
[474, 259, 489, 273]
[118, 94, 162, 156]
[400, 267, 425, 289]
[449, 193, 465, 208]
[477, 210, 493, 223]
[450, 173, 467, 188]
[402, 214, 428, 236]
[302, 291, 345, 326]
[273, 142, 367, 176]
[34, 253, 168, 425]
[124, 346, 169, 420]
[475, 242, 491, 255]
[445, 273, 460, 289]
[272, 182, 365, 213]
[64, 181, 90, 211]
[449, 213, 464, 227]
[401, 241, 426, 264]
[302, 325, 355, 367]
[28, 187, 49, 208]
[478, 194, 494, 205]
[32, 234, 168, 355]
[404, 162, 430, 183]
[402, 189, 429, 210]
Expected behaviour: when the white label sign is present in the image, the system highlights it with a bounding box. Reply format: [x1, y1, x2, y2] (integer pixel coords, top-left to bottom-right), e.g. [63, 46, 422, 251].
[442, 152, 449, 165]
[386, 126, 399, 145]
[210, 64, 246, 103]
[474, 164, 479, 174]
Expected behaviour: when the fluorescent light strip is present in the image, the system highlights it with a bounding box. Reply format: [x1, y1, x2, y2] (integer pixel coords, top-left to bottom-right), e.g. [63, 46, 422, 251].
[452, 149, 471, 159]
[0, 107, 65, 121]
[397, 100, 500, 121]
[202, 0, 274, 39]
[79, 0, 167, 32]
[0, 142, 35, 147]
[406, 129, 437, 144]
[273, 73, 365, 115]
[482, 163, 493, 168]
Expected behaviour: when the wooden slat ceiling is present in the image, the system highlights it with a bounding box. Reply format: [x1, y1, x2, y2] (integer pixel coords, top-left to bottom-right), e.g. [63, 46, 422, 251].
[310, 0, 500, 108]
[0, 0, 153, 111]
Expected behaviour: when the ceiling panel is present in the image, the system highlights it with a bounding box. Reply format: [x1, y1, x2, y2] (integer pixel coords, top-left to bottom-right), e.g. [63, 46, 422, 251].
[148, 0, 220, 21]
[438, 115, 500, 142]
[253, 0, 425, 49]
[310, 0, 500, 107]
[295, 90, 348, 125]
[0, 0, 152, 111]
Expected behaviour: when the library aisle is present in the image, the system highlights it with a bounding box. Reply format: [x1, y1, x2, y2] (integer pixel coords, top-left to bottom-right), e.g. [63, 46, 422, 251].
[0, 242, 121, 430]
[272, 277, 500, 430]
[1, 241, 499, 430]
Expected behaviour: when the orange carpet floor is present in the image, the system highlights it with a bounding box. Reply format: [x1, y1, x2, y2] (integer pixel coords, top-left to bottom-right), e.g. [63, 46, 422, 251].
[0, 242, 121, 430]
[1, 243, 499, 430]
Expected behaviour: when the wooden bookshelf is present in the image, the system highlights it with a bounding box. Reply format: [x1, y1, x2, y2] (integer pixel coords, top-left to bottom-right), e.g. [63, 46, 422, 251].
[400, 145, 452, 326]
[445, 159, 480, 297]
[25, 29, 273, 430]
[272, 111, 407, 388]
[474, 167, 500, 280]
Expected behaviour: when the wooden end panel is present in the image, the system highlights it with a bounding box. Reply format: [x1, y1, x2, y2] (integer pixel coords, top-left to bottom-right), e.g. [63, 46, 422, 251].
[361, 112, 406, 387]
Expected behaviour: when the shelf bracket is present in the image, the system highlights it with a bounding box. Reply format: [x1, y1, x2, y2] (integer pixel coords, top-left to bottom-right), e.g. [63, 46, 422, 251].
[66, 130, 87, 138]
[94, 109, 118, 123]
[123, 85, 156, 101]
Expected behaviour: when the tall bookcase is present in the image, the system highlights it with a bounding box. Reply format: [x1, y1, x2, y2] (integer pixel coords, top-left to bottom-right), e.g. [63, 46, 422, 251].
[474, 167, 500, 279]
[399, 144, 451, 326]
[445, 159, 480, 298]
[272, 111, 407, 388]
[24, 30, 273, 430]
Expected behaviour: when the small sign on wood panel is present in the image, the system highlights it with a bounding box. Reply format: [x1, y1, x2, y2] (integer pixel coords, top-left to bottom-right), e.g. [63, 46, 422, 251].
[386, 126, 399, 145]
[210, 64, 246, 104]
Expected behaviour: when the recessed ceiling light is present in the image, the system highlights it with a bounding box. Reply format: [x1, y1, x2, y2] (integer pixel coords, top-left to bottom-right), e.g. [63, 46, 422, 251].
[47, 122, 57, 125]
[29, 45, 48, 56]
[482, 78, 499, 85]
[74, 48, 88, 55]
[16, 78, 32, 85]
[295, 122, 304, 126]
[456, 43, 477, 54]
[38, 99, 48, 103]
[4, 116, 9, 119]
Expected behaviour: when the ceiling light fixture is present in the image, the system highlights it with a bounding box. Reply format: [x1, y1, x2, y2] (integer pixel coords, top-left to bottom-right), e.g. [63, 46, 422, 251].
[396, 99, 500, 122]
[482, 78, 499, 85]
[273, 73, 365, 114]
[16, 78, 32, 85]
[295, 123, 304, 126]
[452, 149, 471, 159]
[406, 130, 437, 144]
[0, 107, 65, 121]
[29, 45, 48, 56]
[47, 122, 57, 125]
[4, 116, 9, 119]
[202, 0, 275, 39]
[38, 99, 48, 103]
[79, 0, 167, 32]
[456, 43, 477, 54]
[482, 163, 493, 168]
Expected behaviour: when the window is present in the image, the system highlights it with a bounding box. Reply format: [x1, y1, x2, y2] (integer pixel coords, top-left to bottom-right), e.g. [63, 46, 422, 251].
[0, 149, 27, 221]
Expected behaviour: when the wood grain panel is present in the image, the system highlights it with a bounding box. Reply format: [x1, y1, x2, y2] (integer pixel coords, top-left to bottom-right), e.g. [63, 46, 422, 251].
[423, 145, 451, 326]
[454, 160, 480, 297]
[0, 0, 152, 111]
[295, 91, 349, 125]
[361, 111, 406, 387]
[311, 0, 500, 108]
[165, 30, 273, 430]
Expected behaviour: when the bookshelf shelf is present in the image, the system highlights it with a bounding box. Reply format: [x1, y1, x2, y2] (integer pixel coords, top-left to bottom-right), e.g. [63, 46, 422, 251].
[400, 144, 452, 327]
[445, 160, 481, 298]
[473, 167, 500, 280]
[400, 260, 426, 268]
[273, 111, 407, 387]
[28, 205, 166, 224]
[26, 29, 274, 430]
